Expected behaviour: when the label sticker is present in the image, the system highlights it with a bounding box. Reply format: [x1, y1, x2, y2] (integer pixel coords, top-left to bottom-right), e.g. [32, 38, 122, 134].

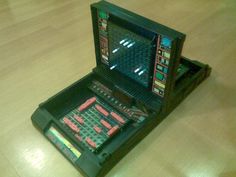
[155, 80, 166, 88]
[46, 126, 81, 163]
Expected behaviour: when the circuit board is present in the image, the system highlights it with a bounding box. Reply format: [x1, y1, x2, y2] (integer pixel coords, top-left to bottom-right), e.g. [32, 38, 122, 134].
[60, 96, 130, 152]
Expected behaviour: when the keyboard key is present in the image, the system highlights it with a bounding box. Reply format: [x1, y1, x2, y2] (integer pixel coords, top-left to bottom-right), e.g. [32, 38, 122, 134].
[63, 117, 80, 133]
[93, 125, 102, 134]
[107, 126, 119, 137]
[95, 104, 109, 116]
[110, 112, 125, 124]
[78, 97, 96, 111]
[86, 137, 97, 148]
[74, 115, 84, 125]
[100, 119, 112, 129]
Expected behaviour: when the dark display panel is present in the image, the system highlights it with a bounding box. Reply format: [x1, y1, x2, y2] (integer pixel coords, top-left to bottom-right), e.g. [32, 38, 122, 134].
[108, 22, 154, 87]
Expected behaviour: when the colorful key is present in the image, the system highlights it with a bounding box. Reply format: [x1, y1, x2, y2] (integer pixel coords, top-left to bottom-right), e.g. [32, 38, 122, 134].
[86, 137, 97, 148]
[63, 117, 80, 133]
[93, 125, 102, 134]
[95, 104, 109, 116]
[107, 126, 119, 137]
[74, 115, 84, 124]
[75, 134, 83, 142]
[110, 112, 125, 124]
[78, 97, 96, 111]
[100, 119, 112, 129]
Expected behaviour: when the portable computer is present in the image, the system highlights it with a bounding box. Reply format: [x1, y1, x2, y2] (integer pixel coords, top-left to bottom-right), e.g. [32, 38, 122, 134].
[31, 1, 211, 177]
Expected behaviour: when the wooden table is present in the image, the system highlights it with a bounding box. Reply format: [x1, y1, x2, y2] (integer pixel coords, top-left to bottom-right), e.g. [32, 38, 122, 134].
[0, 0, 235, 177]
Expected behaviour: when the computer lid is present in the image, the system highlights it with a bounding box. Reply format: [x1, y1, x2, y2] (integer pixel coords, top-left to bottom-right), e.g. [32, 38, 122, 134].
[90, 1, 186, 108]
